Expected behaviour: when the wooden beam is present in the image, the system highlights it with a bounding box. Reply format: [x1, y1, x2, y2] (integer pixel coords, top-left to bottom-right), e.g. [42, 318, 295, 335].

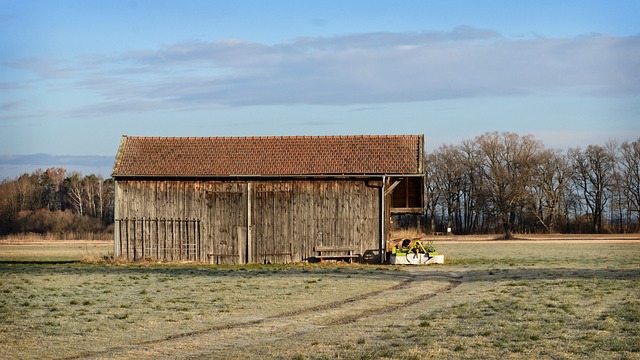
[384, 178, 403, 196]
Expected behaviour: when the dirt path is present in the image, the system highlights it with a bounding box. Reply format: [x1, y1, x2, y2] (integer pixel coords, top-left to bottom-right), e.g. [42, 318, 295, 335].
[73, 270, 461, 360]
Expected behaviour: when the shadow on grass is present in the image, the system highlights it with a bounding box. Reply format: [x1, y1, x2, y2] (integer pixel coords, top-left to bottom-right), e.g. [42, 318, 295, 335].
[458, 267, 640, 283]
[1, 260, 638, 284]
[0, 261, 416, 283]
[0, 260, 80, 265]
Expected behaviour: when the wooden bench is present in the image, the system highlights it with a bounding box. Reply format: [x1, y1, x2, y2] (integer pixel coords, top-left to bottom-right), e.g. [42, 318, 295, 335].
[314, 246, 360, 263]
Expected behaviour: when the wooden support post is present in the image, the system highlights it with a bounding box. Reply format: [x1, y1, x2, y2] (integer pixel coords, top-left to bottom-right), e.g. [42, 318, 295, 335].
[247, 182, 253, 265]
[133, 218, 138, 261]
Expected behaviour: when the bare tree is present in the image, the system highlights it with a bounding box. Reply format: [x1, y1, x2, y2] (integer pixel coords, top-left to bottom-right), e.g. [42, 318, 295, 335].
[96, 175, 105, 219]
[0, 168, 116, 235]
[528, 149, 571, 233]
[475, 132, 544, 238]
[65, 172, 85, 216]
[15, 172, 41, 211]
[431, 145, 463, 233]
[101, 177, 115, 224]
[82, 174, 104, 218]
[569, 143, 617, 233]
[619, 138, 640, 231]
[0, 179, 19, 233]
[40, 167, 66, 211]
[458, 139, 485, 234]
[423, 152, 440, 234]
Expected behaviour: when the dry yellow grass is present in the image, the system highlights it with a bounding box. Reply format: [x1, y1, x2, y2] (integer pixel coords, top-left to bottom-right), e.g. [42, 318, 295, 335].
[0, 243, 112, 262]
[389, 228, 428, 240]
[0, 232, 112, 242]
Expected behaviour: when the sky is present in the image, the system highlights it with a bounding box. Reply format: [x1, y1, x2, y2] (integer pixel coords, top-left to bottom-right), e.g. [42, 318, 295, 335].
[1, 0, 639, 179]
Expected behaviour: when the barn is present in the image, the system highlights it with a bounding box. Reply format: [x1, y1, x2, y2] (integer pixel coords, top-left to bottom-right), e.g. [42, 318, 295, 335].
[111, 135, 424, 264]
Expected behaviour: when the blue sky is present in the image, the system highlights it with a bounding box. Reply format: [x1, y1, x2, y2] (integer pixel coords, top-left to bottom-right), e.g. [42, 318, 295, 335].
[1, 0, 639, 179]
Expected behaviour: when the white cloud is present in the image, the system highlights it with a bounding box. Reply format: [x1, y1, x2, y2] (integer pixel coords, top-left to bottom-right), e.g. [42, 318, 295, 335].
[6, 28, 640, 116]
[5, 58, 76, 79]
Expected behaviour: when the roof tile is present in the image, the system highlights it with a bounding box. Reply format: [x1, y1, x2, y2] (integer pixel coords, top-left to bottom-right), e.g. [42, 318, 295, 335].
[112, 135, 423, 177]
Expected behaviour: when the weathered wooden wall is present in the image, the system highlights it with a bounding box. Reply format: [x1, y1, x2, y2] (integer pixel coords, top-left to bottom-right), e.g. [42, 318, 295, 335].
[114, 179, 381, 264]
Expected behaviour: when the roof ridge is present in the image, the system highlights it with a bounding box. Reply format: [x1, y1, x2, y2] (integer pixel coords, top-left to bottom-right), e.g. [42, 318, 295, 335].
[125, 134, 419, 139]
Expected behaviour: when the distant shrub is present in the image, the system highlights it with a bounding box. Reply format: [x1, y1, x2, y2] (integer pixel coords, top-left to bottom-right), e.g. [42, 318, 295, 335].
[10, 209, 106, 234]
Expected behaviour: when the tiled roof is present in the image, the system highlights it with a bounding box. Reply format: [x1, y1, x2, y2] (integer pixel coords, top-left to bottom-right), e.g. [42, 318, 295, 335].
[112, 135, 423, 177]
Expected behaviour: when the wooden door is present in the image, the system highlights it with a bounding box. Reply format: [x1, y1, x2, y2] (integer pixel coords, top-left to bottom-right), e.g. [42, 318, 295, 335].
[251, 183, 293, 264]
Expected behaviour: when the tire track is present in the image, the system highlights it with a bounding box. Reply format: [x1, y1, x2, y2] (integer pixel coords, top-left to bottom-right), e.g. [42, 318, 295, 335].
[70, 276, 419, 359]
[328, 279, 461, 325]
[71, 271, 462, 360]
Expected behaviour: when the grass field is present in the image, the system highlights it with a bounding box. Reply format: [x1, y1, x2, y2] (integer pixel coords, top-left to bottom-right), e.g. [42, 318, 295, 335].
[0, 238, 638, 359]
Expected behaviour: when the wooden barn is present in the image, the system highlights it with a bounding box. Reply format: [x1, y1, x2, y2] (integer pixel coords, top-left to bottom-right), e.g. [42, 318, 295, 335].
[111, 135, 424, 264]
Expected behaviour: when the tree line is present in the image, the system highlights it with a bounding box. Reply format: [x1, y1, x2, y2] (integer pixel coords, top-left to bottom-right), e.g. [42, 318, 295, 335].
[424, 132, 640, 237]
[0, 167, 114, 235]
[1, 132, 638, 237]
